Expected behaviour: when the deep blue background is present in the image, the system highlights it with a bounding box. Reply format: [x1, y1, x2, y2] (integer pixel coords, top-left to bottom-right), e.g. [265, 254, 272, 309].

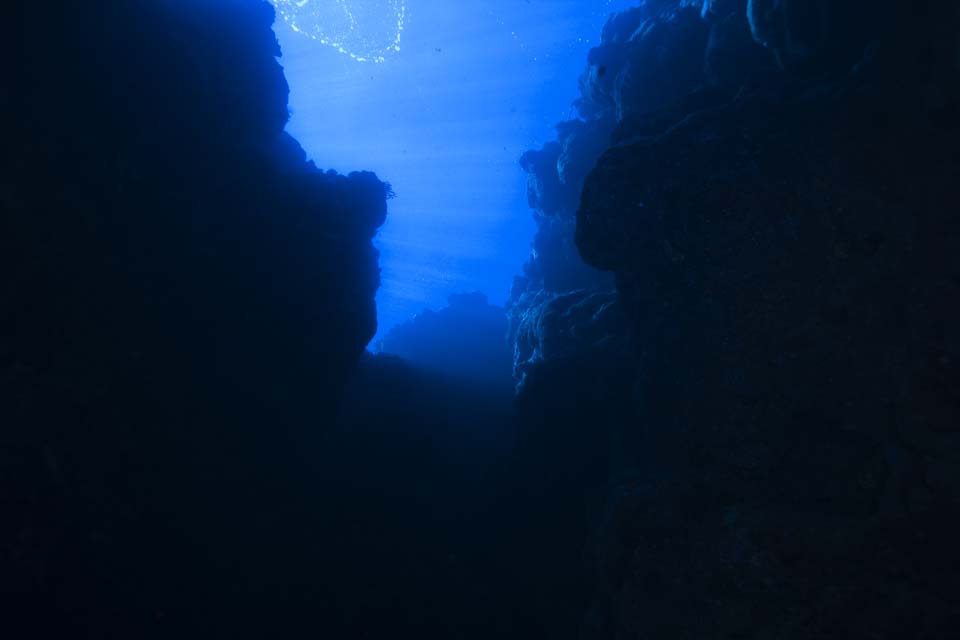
[273, 0, 634, 341]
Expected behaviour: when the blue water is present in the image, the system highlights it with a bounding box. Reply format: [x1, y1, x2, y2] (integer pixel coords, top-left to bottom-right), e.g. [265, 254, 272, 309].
[273, 0, 635, 341]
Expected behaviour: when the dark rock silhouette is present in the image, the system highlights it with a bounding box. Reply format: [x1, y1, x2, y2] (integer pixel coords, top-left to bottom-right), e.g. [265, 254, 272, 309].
[378, 292, 514, 394]
[3, 1, 389, 636]
[510, 1, 727, 383]
[509, 0, 960, 638]
[511, 289, 626, 388]
[746, 0, 894, 70]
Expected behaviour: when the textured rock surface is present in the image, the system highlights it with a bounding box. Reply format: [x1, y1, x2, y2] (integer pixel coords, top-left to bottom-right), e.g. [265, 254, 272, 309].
[511, 289, 626, 386]
[509, 1, 729, 381]
[566, 1, 960, 637]
[3, 1, 389, 635]
[499, 0, 960, 637]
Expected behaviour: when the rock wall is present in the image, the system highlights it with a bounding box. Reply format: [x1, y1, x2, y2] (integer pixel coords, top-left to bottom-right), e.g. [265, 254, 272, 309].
[3, 1, 389, 635]
[514, 0, 960, 637]
[510, 0, 731, 385]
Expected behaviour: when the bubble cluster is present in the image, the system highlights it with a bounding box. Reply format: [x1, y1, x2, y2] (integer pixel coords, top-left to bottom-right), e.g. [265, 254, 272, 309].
[272, 0, 406, 63]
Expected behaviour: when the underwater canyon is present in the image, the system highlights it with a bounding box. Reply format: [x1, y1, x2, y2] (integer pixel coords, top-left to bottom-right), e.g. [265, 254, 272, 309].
[4, 1, 960, 638]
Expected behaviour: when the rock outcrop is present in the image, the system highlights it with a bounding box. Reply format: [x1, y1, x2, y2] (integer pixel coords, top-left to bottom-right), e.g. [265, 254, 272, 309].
[512, 0, 960, 637]
[510, 1, 735, 383]
[3, 1, 388, 635]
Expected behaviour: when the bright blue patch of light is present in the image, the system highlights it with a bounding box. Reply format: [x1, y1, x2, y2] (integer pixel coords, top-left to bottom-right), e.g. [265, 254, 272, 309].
[272, 0, 636, 341]
[272, 0, 406, 63]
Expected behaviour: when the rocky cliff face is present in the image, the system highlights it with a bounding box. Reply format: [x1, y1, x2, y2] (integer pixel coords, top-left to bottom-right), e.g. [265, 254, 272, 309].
[3, 1, 388, 635]
[5, 0, 389, 412]
[514, 0, 960, 637]
[509, 1, 730, 386]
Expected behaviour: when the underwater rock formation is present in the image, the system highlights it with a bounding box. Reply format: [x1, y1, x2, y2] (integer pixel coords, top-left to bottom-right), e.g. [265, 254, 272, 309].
[515, 137, 612, 303]
[378, 292, 513, 393]
[512, 0, 960, 637]
[511, 289, 626, 386]
[3, 0, 388, 635]
[5, 0, 959, 637]
[745, 0, 895, 70]
[510, 0, 738, 379]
